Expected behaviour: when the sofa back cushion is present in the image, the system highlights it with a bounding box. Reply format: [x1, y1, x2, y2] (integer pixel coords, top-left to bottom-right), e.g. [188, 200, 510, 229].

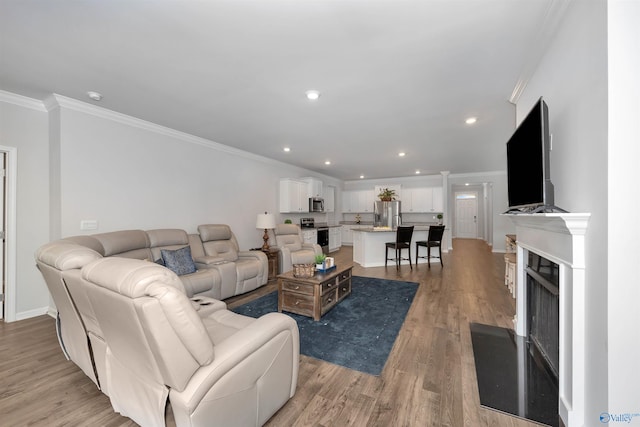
[91, 230, 151, 259]
[82, 258, 213, 389]
[147, 229, 191, 261]
[275, 224, 303, 252]
[197, 224, 239, 262]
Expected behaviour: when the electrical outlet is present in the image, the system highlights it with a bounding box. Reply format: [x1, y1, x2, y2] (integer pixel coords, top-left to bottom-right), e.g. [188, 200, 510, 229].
[80, 220, 98, 230]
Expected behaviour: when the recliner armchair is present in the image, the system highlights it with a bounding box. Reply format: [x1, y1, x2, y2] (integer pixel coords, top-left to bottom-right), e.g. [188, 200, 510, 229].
[195, 224, 268, 299]
[81, 257, 299, 427]
[273, 224, 323, 273]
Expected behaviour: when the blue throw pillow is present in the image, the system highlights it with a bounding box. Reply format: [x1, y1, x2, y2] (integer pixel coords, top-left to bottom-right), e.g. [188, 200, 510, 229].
[161, 246, 196, 276]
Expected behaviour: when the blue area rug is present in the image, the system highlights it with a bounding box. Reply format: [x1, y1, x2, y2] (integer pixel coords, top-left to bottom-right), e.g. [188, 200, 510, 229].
[232, 276, 418, 375]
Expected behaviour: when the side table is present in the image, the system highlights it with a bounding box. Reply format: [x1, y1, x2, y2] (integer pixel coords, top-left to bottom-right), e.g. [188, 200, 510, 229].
[264, 248, 279, 281]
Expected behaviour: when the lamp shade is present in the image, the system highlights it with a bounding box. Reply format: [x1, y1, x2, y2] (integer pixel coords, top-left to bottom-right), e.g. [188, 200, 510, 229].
[256, 213, 276, 229]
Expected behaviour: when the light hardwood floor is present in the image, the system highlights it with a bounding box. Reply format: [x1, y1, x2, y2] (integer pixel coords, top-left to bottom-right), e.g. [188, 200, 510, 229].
[0, 239, 540, 426]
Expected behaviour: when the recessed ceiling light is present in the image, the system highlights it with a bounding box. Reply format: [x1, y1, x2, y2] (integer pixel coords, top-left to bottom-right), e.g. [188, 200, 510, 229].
[283, 147, 291, 152]
[465, 183, 470, 186]
[305, 90, 320, 101]
[360, 175, 364, 179]
[465, 117, 477, 125]
[324, 161, 331, 165]
[415, 170, 421, 174]
[87, 91, 103, 101]
[398, 152, 406, 157]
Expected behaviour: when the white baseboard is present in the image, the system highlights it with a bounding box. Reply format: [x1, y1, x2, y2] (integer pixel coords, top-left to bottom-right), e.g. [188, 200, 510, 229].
[15, 306, 51, 321]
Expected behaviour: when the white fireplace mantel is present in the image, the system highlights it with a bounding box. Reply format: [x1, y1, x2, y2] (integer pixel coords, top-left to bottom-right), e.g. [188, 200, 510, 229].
[504, 212, 591, 427]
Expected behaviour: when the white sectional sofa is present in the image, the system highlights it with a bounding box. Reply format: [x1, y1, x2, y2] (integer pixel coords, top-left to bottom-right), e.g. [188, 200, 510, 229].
[35, 225, 297, 427]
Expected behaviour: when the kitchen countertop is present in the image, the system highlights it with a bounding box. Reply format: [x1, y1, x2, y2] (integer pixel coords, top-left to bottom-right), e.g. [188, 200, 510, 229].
[353, 226, 436, 232]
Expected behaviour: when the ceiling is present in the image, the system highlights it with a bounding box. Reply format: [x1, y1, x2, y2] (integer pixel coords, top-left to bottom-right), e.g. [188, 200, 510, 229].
[0, 0, 563, 181]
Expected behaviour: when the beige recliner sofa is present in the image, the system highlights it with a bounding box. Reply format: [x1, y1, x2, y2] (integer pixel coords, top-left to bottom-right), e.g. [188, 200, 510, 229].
[193, 224, 268, 299]
[82, 258, 299, 426]
[83, 257, 298, 426]
[35, 226, 268, 396]
[273, 224, 323, 273]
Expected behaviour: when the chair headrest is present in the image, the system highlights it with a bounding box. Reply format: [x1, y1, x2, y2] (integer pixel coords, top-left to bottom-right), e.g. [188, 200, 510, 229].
[35, 242, 102, 270]
[275, 223, 300, 236]
[81, 257, 184, 298]
[198, 224, 232, 242]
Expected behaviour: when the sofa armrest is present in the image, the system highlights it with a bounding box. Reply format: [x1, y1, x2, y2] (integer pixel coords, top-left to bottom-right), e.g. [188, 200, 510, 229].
[302, 243, 323, 256]
[237, 250, 266, 261]
[277, 247, 293, 273]
[189, 297, 226, 318]
[172, 312, 299, 410]
[193, 255, 226, 267]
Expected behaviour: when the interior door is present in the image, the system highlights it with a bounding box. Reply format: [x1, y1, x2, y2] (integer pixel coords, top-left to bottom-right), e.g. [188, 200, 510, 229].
[455, 192, 478, 239]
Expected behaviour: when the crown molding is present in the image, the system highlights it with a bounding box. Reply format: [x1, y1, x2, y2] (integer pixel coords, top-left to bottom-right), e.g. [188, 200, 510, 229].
[449, 170, 506, 179]
[44, 93, 317, 174]
[0, 90, 46, 112]
[509, 0, 573, 104]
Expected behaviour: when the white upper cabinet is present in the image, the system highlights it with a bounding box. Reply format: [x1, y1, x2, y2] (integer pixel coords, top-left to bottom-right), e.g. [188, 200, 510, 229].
[431, 187, 444, 212]
[401, 187, 429, 212]
[323, 185, 335, 212]
[279, 179, 309, 213]
[342, 189, 375, 212]
[400, 187, 444, 213]
[342, 191, 353, 212]
[358, 190, 375, 212]
[301, 177, 323, 198]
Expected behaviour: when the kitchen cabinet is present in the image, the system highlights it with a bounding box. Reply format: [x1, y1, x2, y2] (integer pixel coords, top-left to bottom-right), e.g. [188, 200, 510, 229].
[341, 190, 375, 213]
[341, 225, 354, 245]
[279, 179, 309, 213]
[401, 187, 429, 212]
[302, 229, 317, 245]
[357, 190, 375, 212]
[301, 177, 323, 198]
[328, 226, 341, 252]
[341, 191, 352, 213]
[400, 187, 444, 213]
[324, 186, 335, 212]
[431, 187, 444, 212]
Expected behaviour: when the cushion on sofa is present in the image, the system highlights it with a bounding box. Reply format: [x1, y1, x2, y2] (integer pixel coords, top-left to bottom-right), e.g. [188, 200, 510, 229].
[161, 246, 197, 276]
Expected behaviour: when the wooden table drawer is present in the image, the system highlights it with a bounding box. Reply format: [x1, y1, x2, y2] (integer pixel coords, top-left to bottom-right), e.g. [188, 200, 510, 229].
[321, 279, 338, 294]
[281, 280, 314, 295]
[281, 291, 314, 313]
[338, 269, 351, 281]
[338, 281, 351, 300]
[322, 289, 337, 308]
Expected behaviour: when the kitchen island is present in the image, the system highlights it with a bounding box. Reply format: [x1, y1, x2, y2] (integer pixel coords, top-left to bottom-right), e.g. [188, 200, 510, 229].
[352, 226, 438, 267]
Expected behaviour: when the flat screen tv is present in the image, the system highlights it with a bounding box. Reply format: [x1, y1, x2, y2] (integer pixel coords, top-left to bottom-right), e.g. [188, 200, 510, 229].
[506, 97, 563, 213]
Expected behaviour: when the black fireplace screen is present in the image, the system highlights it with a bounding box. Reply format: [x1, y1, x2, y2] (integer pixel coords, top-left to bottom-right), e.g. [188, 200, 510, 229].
[527, 252, 560, 378]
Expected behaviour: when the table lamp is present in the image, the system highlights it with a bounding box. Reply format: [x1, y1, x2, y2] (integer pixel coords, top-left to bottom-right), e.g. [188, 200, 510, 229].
[256, 212, 276, 251]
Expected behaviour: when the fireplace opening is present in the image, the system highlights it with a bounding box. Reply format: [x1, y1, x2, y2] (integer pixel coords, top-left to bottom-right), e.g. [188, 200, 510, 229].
[526, 252, 560, 380]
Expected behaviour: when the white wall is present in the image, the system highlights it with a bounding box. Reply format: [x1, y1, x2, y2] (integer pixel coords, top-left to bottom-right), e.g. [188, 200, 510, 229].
[49, 95, 341, 250]
[607, 0, 640, 417]
[518, 0, 640, 420]
[0, 93, 51, 319]
[0, 92, 343, 319]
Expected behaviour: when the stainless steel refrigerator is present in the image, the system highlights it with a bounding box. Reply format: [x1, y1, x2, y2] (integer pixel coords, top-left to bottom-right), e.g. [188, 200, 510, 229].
[374, 201, 402, 229]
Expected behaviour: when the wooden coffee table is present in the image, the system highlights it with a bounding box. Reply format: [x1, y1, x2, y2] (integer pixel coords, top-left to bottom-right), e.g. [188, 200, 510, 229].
[277, 265, 353, 321]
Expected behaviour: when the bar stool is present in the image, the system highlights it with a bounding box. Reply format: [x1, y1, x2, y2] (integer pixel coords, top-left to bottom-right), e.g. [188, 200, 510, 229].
[385, 226, 414, 269]
[415, 225, 445, 268]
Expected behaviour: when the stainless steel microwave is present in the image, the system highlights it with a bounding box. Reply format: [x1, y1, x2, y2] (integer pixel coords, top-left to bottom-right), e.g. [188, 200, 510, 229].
[309, 197, 324, 212]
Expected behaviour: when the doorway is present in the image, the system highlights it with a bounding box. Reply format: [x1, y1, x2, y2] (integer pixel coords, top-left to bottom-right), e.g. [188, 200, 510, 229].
[0, 146, 17, 322]
[455, 192, 478, 239]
